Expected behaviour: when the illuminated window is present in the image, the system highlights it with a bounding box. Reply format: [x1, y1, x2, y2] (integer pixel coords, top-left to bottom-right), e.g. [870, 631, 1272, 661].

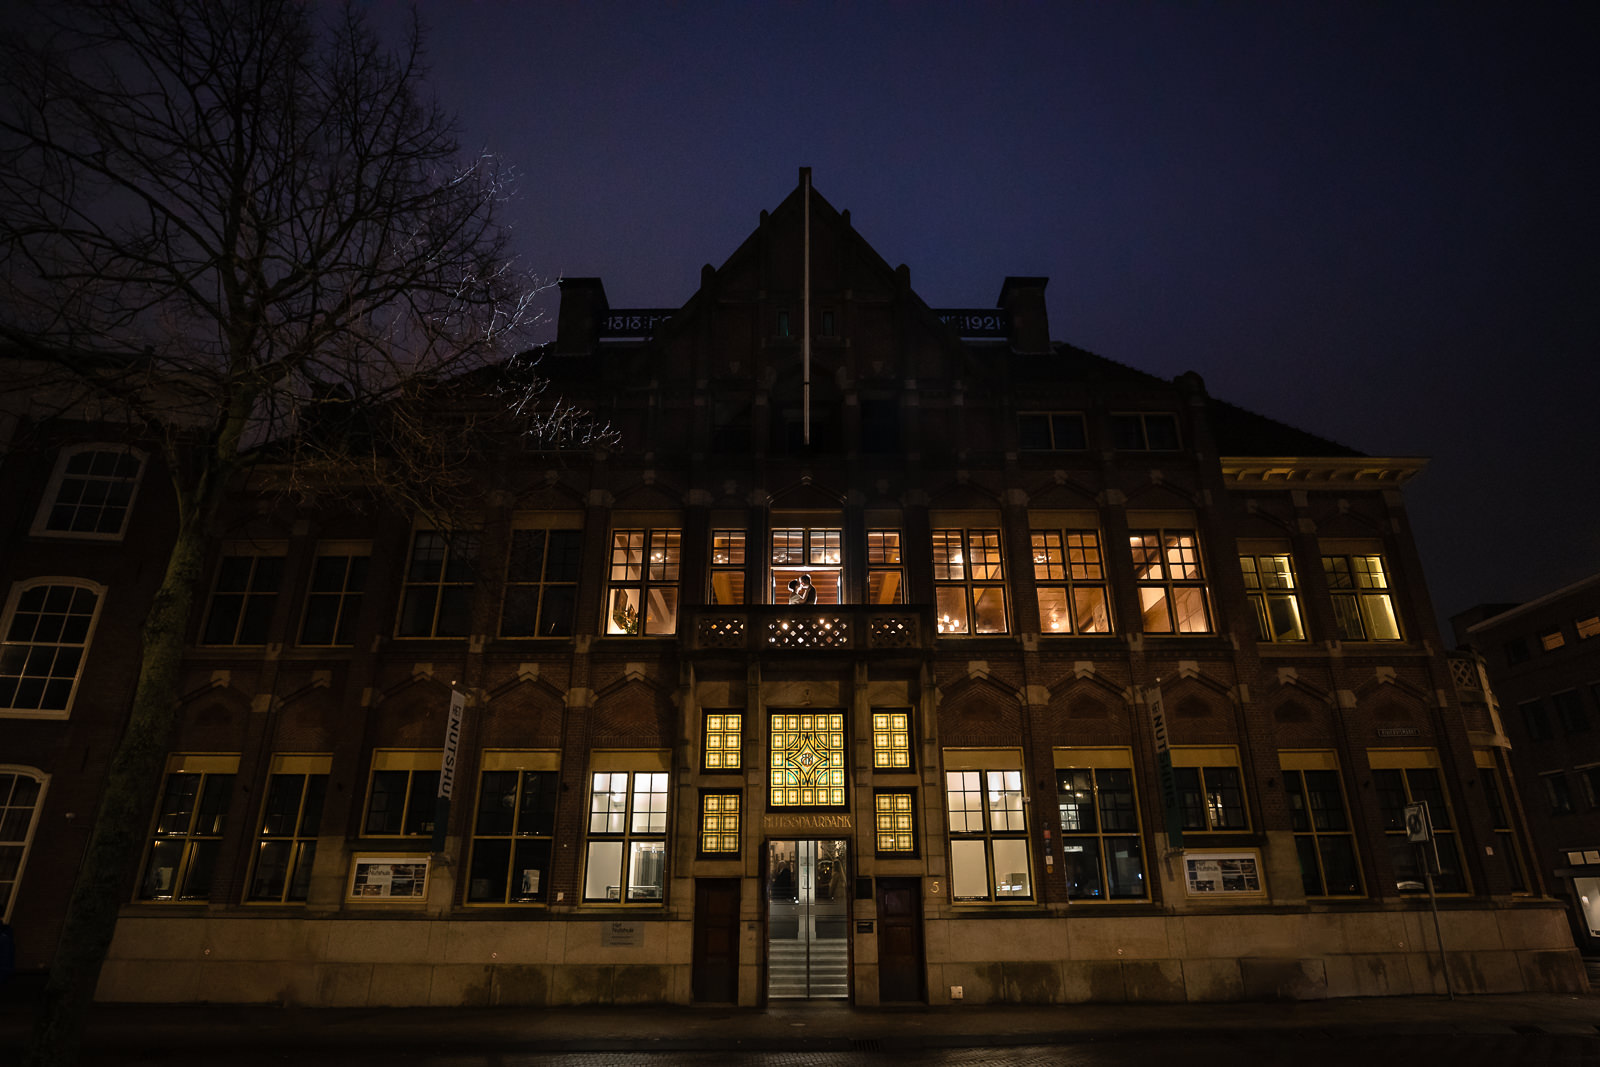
[945, 757, 1031, 902]
[1477, 754, 1527, 893]
[1129, 530, 1210, 634]
[867, 529, 904, 604]
[709, 529, 746, 605]
[1172, 748, 1248, 832]
[769, 712, 846, 807]
[771, 526, 842, 604]
[1370, 750, 1467, 894]
[699, 792, 741, 855]
[1322, 555, 1401, 641]
[1239, 554, 1306, 642]
[138, 755, 237, 902]
[1540, 629, 1566, 652]
[0, 767, 46, 922]
[466, 753, 558, 904]
[1578, 616, 1600, 640]
[362, 751, 441, 837]
[932, 528, 1007, 634]
[703, 711, 742, 772]
[202, 548, 285, 645]
[1018, 412, 1087, 451]
[247, 755, 328, 903]
[32, 445, 145, 540]
[501, 523, 581, 637]
[605, 528, 680, 635]
[583, 755, 669, 902]
[0, 579, 103, 716]
[299, 545, 369, 646]
[1110, 413, 1180, 451]
[1055, 750, 1146, 901]
[871, 709, 912, 770]
[1281, 751, 1362, 897]
[875, 791, 916, 854]
[1032, 529, 1112, 634]
[397, 530, 479, 638]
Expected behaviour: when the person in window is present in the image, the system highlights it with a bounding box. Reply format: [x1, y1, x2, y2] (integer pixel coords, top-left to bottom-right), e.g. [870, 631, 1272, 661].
[798, 573, 817, 605]
[786, 578, 803, 605]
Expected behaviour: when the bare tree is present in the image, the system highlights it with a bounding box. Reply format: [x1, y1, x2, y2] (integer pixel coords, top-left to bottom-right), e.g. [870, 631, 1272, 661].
[0, 2, 599, 1061]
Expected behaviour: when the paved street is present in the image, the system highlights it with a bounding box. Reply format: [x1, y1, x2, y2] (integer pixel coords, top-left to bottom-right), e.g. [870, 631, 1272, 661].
[6, 992, 1599, 1065]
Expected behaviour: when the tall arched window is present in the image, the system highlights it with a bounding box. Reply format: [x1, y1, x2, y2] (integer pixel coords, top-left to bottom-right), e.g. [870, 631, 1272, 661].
[0, 579, 105, 718]
[0, 767, 48, 922]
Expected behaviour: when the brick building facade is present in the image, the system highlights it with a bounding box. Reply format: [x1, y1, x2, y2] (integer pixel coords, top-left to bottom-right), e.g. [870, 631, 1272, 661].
[1455, 576, 1600, 956]
[0, 174, 1583, 1006]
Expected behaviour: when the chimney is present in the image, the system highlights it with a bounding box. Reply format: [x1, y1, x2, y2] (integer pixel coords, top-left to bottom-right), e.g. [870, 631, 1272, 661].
[997, 276, 1050, 355]
[555, 277, 609, 356]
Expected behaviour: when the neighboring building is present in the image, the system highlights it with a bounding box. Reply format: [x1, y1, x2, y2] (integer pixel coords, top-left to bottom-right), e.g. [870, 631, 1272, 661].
[1, 173, 1584, 1007]
[1455, 575, 1600, 955]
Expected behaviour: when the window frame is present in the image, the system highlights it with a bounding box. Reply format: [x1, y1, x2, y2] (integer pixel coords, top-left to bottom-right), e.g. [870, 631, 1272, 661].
[866, 528, 905, 605]
[136, 754, 239, 903]
[1543, 771, 1576, 815]
[708, 529, 747, 605]
[1280, 751, 1364, 898]
[298, 542, 370, 647]
[1552, 689, 1590, 735]
[769, 711, 847, 808]
[871, 707, 914, 771]
[1110, 412, 1181, 451]
[1170, 746, 1250, 833]
[702, 710, 743, 773]
[1031, 526, 1113, 635]
[200, 544, 286, 646]
[604, 526, 681, 636]
[697, 790, 742, 857]
[245, 754, 329, 904]
[1322, 553, 1402, 642]
[1017, 411, 1088, 452]
[0, 766, 48, 923]
[944, 749, 1032, 904]
[30, 444, 147, 541]
[582, 751, 671, 904]
[1369, 749, 1469, 895]
[464, 751, 560, 906]
[932, 526, 1009, 635]
[1238, 552, 1307, 643]
[1129, 528, 1211, 634]
[769, 524, 844, 605]
[0, 577, 105, 720]
[1476, 752, 1529, 894]
[1054, 748, 1149, 902]
[396, 528, 480, 639]
[874, 789, 918, 856]
[361, 750, 442, 839]
[500, 517, 583, 639]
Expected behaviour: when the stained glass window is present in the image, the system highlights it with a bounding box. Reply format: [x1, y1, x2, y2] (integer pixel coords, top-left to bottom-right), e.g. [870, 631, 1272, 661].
[769, 712, 846, 807]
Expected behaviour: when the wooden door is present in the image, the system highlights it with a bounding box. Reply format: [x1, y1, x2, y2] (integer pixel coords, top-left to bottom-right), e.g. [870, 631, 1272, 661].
[876, 877, 923, 1002]
[692, 878, 741, 1002]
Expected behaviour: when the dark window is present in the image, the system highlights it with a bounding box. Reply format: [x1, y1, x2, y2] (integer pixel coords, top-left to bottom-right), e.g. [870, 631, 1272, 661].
[467, 768, 558, 903]
[860, 397, 901, 453]
[1056, 767, 1146, 900]
[1518, 699, 1553, 742]
[1553, 690, 1590, 734]
[202, 555, 284, 645]
[500, 528, 581, 637]
[397, 531, 479, 638]
[1173, 764, 1248, 831]
[300, 552, 369, 645]
[1284, 767, 1363, 897]
[1373, 765, 1467, 894]
[1110, 413, 1180, 451]
[247, 769, 327, 902]
[1018, 412, 1088, 451]
[1544, 773, 1575, 815]
[1502, 637, 1530, 665]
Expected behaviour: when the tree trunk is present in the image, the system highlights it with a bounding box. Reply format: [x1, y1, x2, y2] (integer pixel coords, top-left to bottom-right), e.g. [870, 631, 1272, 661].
[25, 513, 210, 1067]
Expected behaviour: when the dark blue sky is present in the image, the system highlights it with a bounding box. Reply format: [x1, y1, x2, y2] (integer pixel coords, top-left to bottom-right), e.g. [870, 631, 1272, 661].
[378, 1, 1599, 632]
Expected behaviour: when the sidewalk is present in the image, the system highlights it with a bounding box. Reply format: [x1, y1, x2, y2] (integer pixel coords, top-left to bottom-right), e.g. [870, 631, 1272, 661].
[3, 992, 1599, 1055]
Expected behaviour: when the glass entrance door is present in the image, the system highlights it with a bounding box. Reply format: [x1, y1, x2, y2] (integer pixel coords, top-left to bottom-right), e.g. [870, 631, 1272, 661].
[767, 839, 848, 998]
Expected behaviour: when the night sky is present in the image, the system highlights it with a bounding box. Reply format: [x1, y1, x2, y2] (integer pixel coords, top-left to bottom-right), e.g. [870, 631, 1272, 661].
[374, 1, 1598, 634]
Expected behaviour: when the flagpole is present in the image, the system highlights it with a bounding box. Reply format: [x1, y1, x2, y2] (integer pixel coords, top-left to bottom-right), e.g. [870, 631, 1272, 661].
[801, 166, 811, 446]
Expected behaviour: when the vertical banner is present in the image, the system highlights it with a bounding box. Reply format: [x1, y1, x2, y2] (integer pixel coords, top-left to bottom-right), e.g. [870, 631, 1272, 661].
[431, 688, 467, 854]
[1146, 683, 1183, 851]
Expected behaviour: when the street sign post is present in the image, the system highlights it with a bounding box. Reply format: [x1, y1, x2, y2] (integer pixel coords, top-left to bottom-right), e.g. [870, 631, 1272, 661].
[1405, 800, 1453, 1000]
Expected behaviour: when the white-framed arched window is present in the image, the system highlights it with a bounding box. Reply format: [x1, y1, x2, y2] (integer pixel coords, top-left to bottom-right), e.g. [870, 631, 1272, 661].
[0, 766, 48, 923]
[31, 444, 147, 541]
[0, 578, 106, 718]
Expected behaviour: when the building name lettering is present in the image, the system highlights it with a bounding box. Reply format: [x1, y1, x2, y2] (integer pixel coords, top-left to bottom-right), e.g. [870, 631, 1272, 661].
[764, 813, 854, 833]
